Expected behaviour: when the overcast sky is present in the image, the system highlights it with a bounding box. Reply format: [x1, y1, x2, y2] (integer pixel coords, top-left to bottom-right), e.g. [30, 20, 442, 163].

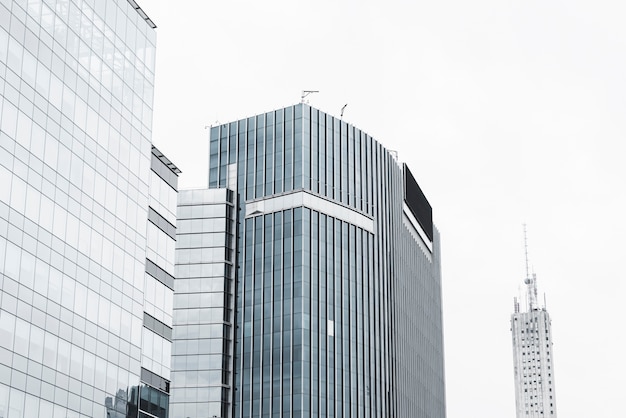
[141, 1, 626, 416]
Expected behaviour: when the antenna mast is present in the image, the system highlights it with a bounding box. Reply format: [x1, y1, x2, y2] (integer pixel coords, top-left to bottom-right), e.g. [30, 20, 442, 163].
[524, 224, 529, 282]
[301, 90, 319, 103]
[523, 224, 538, 311]
[340, 104, 348, 119]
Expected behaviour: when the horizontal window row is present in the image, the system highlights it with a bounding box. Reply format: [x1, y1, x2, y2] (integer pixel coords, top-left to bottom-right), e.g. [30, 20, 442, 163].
[175, 263, 232, 280]
[174, 277, 230, 295]
[140, 368, 169, 394]
[171, 354, 231, 371]
[176, 231, 233, 250]
[174, 324, 231, 340]
[148, 207, 176, 240]
[177, 203, 234, 221]
[145, 258, 174, 290]
[173, 292, 231, 310]
[172, 338, 231, 357]
[173, 307, 230, 326]
[170, 370, 231, 389]
[176, 247, 232, 264]
[143, 312, 172, 341]
[177, 218, 233, 234]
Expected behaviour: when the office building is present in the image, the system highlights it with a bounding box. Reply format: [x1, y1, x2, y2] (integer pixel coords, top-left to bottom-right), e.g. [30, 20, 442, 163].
[0, 1, 176, 417]
[171, 104, 446, 418]
[511, 253, 558, 417]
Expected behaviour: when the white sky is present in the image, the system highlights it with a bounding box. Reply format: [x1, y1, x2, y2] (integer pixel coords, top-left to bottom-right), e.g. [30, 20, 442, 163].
[140, 1, 626, 416]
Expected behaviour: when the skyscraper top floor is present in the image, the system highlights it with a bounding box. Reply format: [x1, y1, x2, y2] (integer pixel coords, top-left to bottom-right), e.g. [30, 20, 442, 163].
[208, 103, 433, 246]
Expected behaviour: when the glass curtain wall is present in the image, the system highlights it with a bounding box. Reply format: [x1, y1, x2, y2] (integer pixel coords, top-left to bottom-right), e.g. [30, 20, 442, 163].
[0, 1, 164, 417]
[237, 206, 376, 418]
[209, 105, 373, 218]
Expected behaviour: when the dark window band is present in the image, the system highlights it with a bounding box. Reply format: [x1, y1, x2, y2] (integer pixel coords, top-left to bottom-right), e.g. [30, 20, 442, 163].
[143, 312, 172, 341]
[151, 146, 180, 191]
[145, 258, 175, 290]
[403, 163, 433, 241]
[127, 0, 157, 29]
[140, 367, 170, 393]
[148, 207, 176, 240]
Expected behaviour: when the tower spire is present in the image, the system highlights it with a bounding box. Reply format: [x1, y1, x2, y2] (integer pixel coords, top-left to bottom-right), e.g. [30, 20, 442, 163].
[523, 224, 538, 310]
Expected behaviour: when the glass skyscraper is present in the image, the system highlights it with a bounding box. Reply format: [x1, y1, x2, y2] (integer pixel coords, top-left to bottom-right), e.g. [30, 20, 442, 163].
[171, 104, 446, 418]
[0, 1, 176, 417]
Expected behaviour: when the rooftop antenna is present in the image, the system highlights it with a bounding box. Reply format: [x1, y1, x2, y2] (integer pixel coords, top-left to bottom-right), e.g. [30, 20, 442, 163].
[523, 224, 538, 311]
[340, 104, 348, 119]
[301, 90, 319, 103]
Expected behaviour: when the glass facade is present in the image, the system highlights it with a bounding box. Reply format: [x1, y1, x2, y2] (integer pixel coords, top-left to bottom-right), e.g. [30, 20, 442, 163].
[0, 1, 176, 417]
[175, 104, 446, 418]
[171, 189, 236, 418]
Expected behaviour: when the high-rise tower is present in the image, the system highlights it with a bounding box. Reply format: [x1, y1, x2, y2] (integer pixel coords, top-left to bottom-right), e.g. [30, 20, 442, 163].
[511, 228, 557, 417]
[0, 1, 177, 417]
[170, 104, 447, 418]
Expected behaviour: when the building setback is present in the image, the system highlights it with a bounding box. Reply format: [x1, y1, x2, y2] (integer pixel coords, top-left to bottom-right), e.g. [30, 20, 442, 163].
[0, 1, 176, 417]
[511, 261, 558, 417]
[171, 104, 447, 418]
